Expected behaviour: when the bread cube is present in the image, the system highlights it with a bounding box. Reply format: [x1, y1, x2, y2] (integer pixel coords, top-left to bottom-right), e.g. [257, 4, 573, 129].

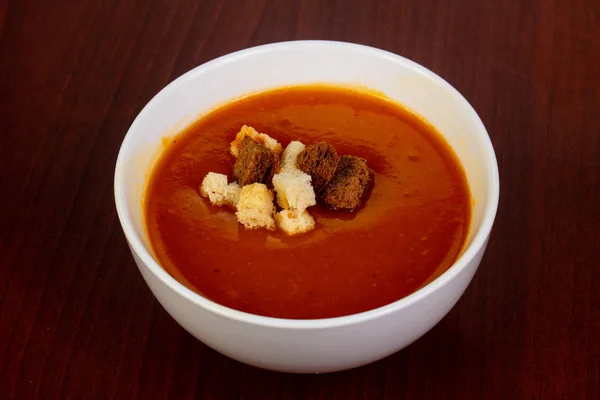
[297, 141, 340, 191]
[321, 155, 373, 211]
[272, 169, 316, 212]
[275, 209, 315, 235]
[233, 137, 280, 186]
[230, 125, 282, 157]
[200, 172, 241, 207]
[235, 183, 276, 230]
[280, 140, 306, 172]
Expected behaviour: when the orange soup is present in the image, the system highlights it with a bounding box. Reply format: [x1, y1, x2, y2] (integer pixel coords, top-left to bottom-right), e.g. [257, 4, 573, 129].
[144, 85, 471, 319]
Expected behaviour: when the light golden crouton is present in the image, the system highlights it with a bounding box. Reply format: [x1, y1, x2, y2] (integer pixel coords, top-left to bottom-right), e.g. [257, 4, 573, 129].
[280, 141, 306, 172]
[275, 209, 315, 235]
[230, 125, 282, 157]
[200, 172, 241, 207]
[271, 140, 316, 212]
[272, 169, 316, 212]
[235, 183, 276, 230]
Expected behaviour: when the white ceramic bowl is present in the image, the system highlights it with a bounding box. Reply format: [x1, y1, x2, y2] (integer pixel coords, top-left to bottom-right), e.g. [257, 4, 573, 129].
[114, 40, 499, 373]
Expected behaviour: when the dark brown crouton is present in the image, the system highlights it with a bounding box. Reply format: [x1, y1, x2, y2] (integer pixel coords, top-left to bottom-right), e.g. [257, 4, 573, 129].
[233, 137, 280, 186]
[321, 155, 373, 211]
[296, 142, 340, 191]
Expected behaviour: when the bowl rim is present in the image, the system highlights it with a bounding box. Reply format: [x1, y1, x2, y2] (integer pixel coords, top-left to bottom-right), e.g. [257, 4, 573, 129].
[114, 39, 500, 330]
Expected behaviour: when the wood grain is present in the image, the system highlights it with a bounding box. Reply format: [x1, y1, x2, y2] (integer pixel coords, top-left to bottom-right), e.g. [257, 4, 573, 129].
[1, 0, 599, 398]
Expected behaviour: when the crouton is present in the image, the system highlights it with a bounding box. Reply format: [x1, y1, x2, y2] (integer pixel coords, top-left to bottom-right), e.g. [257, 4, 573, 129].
[200, 172, 241, 207]
[232, 137, 280, 186]
[296, 142, 340, 191]
[272, 169, 316, 212]
[230, 125, 282, 157]
[275, 209, 315, 235]
[280, 141, 306, 172]
[235, 183, 276, 230]
[321, 155, 373, 211]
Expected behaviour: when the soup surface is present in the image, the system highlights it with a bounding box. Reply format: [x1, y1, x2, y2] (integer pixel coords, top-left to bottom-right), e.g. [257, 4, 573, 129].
[145, 85, 471, 319]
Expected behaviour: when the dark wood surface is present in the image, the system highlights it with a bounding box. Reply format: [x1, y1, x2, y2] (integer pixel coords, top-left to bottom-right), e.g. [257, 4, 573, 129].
[1, 0, 599, 398]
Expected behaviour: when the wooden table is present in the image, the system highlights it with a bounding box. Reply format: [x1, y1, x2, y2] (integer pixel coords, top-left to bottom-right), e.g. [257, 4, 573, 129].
[1, 0, 598, 398]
